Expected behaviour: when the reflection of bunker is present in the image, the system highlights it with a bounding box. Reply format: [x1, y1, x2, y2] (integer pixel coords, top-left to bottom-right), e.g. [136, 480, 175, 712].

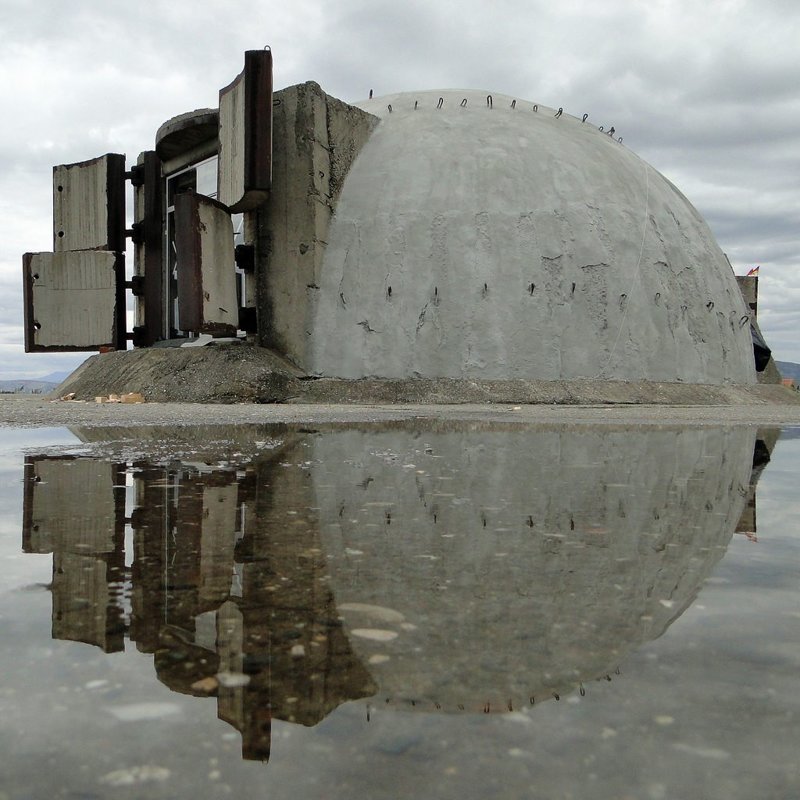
[313, 426, 755, 709]
[23, 422, 759, 751]
[23, 443, 377, 763]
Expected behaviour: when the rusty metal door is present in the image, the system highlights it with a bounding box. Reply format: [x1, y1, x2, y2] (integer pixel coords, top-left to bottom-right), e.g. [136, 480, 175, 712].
[173, 191, 239, 336]
[218, 49, 273, 213]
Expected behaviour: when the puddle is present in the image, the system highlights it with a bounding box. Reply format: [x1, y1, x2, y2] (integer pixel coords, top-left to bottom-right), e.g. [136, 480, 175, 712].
[1, 422, 799, 798]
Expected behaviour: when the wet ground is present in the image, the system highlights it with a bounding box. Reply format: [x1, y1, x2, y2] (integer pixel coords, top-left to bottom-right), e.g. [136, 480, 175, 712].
[3, 395, 800, 428]
[1, 414, 799, 799]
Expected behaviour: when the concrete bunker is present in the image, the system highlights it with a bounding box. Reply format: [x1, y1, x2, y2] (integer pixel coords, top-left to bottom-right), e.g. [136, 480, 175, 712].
[22, 50, 779, 394]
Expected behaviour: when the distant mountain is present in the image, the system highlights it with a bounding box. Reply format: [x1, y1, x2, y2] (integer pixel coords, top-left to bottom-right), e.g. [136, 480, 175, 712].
[776, 361, 800, 382]
[0, 380, 57, 395]
[0, 370, 73, 395]
[37, 370, 72, 383]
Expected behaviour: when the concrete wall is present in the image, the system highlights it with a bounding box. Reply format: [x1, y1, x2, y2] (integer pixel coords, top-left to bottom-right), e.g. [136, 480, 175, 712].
[736, 275, 782, 384]
[309, 90, 756, 384]
[255, 83, 378, 367]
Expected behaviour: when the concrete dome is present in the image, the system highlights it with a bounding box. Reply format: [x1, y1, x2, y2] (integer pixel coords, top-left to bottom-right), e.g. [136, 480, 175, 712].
[310, 90, 755, 384]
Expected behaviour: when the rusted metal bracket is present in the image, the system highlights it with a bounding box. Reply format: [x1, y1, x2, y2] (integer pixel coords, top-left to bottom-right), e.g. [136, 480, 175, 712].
[126, 275, 145, 297]
[238, 307, 257, 333]
[130, 326, 149, 347]
[234, 243, 255, 272]
[127, 221, 145, 245]
[126, 164, 145, 188]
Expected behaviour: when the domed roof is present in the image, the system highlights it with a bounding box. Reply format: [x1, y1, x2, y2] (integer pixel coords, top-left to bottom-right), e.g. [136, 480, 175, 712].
[310, 90, 755, 384]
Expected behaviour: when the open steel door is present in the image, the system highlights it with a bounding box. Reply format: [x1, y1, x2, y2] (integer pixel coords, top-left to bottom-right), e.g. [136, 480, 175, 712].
[23, 153, 127, 351]
[174, 191, 239, 336]
[218, 49, 273, 212]
[22, 251, 121, 351]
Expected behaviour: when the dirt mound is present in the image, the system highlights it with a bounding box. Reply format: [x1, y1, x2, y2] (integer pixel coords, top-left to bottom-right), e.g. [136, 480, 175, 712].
[51, 344, 800, 407]
[55, 344, 302, 404]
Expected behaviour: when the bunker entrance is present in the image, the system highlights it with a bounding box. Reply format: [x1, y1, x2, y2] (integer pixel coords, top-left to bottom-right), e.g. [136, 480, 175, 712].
[164, 157, 245, 340]
[21, 49, 272, 353]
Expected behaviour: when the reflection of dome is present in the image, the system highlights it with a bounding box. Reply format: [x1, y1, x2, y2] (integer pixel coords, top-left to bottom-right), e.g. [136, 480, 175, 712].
[311, 90, 755, 384]
[313, 426, 754, 710]
[24, 423, 758, 737]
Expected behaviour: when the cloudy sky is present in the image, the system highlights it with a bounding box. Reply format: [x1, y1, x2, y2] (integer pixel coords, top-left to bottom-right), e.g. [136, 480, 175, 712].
[1, 0, 798, 378]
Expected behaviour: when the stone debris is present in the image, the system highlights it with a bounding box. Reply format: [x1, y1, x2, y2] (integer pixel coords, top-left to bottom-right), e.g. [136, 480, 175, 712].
[52, 392, 87, 402]
[190, 676, 219, 693]
[338, 602, 406, 623]
[106, 702, 182, 721]
[216, 671, 250, 688]
[94, 392, 145, 404]
[350, 628, 399, 642]
[99, 765, 171, 786]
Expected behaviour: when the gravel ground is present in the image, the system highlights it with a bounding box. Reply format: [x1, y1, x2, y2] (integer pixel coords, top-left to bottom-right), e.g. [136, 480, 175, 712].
[3, 395, 800, 429]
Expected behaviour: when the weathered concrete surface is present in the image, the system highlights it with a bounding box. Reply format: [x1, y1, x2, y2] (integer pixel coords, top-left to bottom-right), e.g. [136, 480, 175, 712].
[255, 83, 378, 367]
[22, 251, 118, 350]
[174, 192, 238, 334]
[737, 274, 783, 384]
[295, 375, 800, 406]
[43, 345, 800, 407]
[53, 153, 125, 252]
[217, 50, 272, 213]
[310, 90, 755, 384]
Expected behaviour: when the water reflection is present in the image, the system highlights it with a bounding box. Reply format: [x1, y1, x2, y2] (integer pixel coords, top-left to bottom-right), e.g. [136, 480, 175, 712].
[21, 424, 770, 764]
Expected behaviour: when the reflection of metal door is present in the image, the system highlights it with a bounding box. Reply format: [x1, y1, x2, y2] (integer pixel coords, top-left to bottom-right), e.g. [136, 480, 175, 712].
[22, 456, 127, 652]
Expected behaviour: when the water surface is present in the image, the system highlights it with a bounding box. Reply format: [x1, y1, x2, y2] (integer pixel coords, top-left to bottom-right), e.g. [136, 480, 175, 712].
[1, 422, 798, 799]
